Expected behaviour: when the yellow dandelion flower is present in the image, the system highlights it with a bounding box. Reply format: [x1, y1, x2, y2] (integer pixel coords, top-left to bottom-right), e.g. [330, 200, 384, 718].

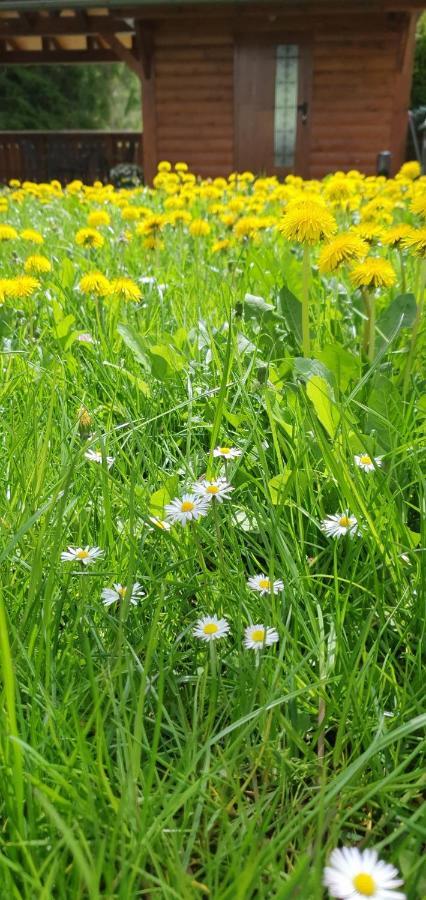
[0, 278, 15, 301]
[143, 236, 164, 250]
[382, 224, 414, 249]
[350, 258, 396, 290]
[0, 198, 8, 213]
[109, 277, 141, 301]
[158, 161, 172, 172]
[136, 213, 167, 236]
[9, 178, 20, 188]
[166, 210, 191, 226]
[401, 227, 426, 258]
[175, 162, 188, 173]
[279, 200, 337, 245]
[121, 206, 141, 222]
[220, 212, 237, 228]
[410, 193, 426, 218]
[24, 254, 52, 274]
[323, 177, 356, 206]
[79, 271, 111, 296]
[9, 275, 40, 298]
[212, 238, 231, 253]
[78, 406, 92, 429]
[318, 233, 368, 273]
[87, 210, 111, 227]
[20, 228, 44, 244]
[0, 224, 18, 241]
[189, 218, 211, 237]
[352, 223, 385, 244]
[398, 160, 421, 180]
[233, 216, 262, 239]
[75, 228, 104, 249]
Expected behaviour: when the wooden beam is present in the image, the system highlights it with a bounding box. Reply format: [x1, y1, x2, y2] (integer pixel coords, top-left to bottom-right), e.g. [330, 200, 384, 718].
[0, 49, 118, 64]
[390, 11, 418, 173]
[97, 33, 144, 79]
[134, 20, 154, 80]
[0, 14, 133, 38]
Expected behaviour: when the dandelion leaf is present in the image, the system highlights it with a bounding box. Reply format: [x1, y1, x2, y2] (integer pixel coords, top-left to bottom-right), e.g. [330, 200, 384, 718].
[376, 293, 416, 354]
[306, 375, 341, 439]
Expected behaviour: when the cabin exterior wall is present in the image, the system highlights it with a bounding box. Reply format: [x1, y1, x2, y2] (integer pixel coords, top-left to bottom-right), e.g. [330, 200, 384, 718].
[142, 7, 417, 182]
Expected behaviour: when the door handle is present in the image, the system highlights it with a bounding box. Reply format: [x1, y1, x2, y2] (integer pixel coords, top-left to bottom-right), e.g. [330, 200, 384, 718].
[298, 101, 308, 124]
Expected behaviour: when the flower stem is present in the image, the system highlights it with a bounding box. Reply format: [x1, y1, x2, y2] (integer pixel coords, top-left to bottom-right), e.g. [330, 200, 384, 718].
[302, 244, 311, 356]
[362, 290, 375, 362]
[403, 257, 426, 395]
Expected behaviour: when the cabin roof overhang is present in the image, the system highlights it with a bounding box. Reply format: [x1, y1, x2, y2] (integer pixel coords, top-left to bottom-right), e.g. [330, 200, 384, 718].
[0, 0, 422, 67]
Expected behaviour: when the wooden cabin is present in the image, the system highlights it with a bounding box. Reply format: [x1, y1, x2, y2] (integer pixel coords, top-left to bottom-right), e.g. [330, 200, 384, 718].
[0, 1, 422, 182]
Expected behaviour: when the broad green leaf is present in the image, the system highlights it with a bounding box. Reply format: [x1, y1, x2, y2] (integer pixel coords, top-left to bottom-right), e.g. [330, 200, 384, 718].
[103, 361, 150, 396]
[268, 472, 290, 504]
[376, 293, 416, 353]
[117, 323, 151, 372]
[58, 257, 75, 289]
[306, 375, 341, 439]
[244, 292, 274, 314]
[55, 314, 75, 339]
[150, 343, 186, 378]
[294, 357, 333, 385]
[149, 487, 171, 517]
[317, 344, 360, 391]
[278, 284, 302, 344]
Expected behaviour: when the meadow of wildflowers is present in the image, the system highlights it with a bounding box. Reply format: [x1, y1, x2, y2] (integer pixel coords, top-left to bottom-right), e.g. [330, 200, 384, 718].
[0, 160, 425, 898]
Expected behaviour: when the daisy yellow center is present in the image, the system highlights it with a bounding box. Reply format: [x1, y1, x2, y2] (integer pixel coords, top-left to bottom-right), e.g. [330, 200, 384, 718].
[181, 501, 195, 512]
[76, 549, 89, 560]
[219, 447, 231, 454]
[206, 485, 220, 494]
[252, 628, 265, 642]
[360, 455, 372, 465]
[352, 873, 376, 896]
[259, 578, 271, 589]
[338, 516, 351, 528]
[117, 586, 126, 597]
[203, 623, 219, 635]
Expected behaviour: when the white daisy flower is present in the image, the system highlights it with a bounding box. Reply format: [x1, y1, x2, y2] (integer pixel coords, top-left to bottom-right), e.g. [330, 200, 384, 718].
[148, 516, 171, 531]
[213, 446, 242, 459]
[193, 615, 230, 642]
[243, 624, 279, 651]
[101, 582, 145, 607]
[164, 493, 209, 526]
[193, 478, 233, 502]
[247, 574, 284, 595]
[85, 449, 115, 468]
[60, 546, 104, 566]
[354, 453, 383, 473]
[323, 846, 405, 899]
[321, 512, 360, 538]
[77, 332, 95, 344]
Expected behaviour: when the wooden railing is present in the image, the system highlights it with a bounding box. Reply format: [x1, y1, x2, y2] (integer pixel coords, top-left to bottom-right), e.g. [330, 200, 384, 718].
[0, 131, 143, 184]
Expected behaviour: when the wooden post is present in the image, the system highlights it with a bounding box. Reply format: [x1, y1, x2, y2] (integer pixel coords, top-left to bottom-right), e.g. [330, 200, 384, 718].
[135, 21, 157, 184]
[389, 11, 419, 175]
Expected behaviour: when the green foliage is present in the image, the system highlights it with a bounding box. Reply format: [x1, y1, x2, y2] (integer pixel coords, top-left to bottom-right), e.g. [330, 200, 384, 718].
[0, 178, 424, 897]
[0, 63, 140, 130]
[411, 12, 426, 108]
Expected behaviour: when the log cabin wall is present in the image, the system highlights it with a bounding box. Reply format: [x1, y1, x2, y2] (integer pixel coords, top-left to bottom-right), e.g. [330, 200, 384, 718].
[140, 6, 418, 182]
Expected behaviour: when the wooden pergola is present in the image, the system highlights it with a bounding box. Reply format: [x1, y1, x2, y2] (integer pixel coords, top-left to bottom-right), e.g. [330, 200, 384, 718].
[0, 0, 424, 182]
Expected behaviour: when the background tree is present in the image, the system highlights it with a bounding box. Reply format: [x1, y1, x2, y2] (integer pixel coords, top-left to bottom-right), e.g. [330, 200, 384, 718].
[0, 63, 141, 130]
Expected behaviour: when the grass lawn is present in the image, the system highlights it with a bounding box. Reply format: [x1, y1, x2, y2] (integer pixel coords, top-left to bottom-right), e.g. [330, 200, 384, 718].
[0, 162, 424, 898]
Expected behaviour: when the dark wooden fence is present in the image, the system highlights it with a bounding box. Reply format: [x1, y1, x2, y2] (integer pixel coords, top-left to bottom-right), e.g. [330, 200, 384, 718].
[0, 131, 143, 184]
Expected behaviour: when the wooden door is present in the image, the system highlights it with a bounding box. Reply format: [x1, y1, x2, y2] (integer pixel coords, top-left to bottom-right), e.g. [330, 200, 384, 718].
[234, 37, 311, 177]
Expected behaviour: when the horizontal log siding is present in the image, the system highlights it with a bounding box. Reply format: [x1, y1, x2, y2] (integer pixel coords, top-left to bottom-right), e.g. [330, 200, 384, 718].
[147, 9, 413, 180]
[308, 26, 399, 177]
[154, 30, 234, 177]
